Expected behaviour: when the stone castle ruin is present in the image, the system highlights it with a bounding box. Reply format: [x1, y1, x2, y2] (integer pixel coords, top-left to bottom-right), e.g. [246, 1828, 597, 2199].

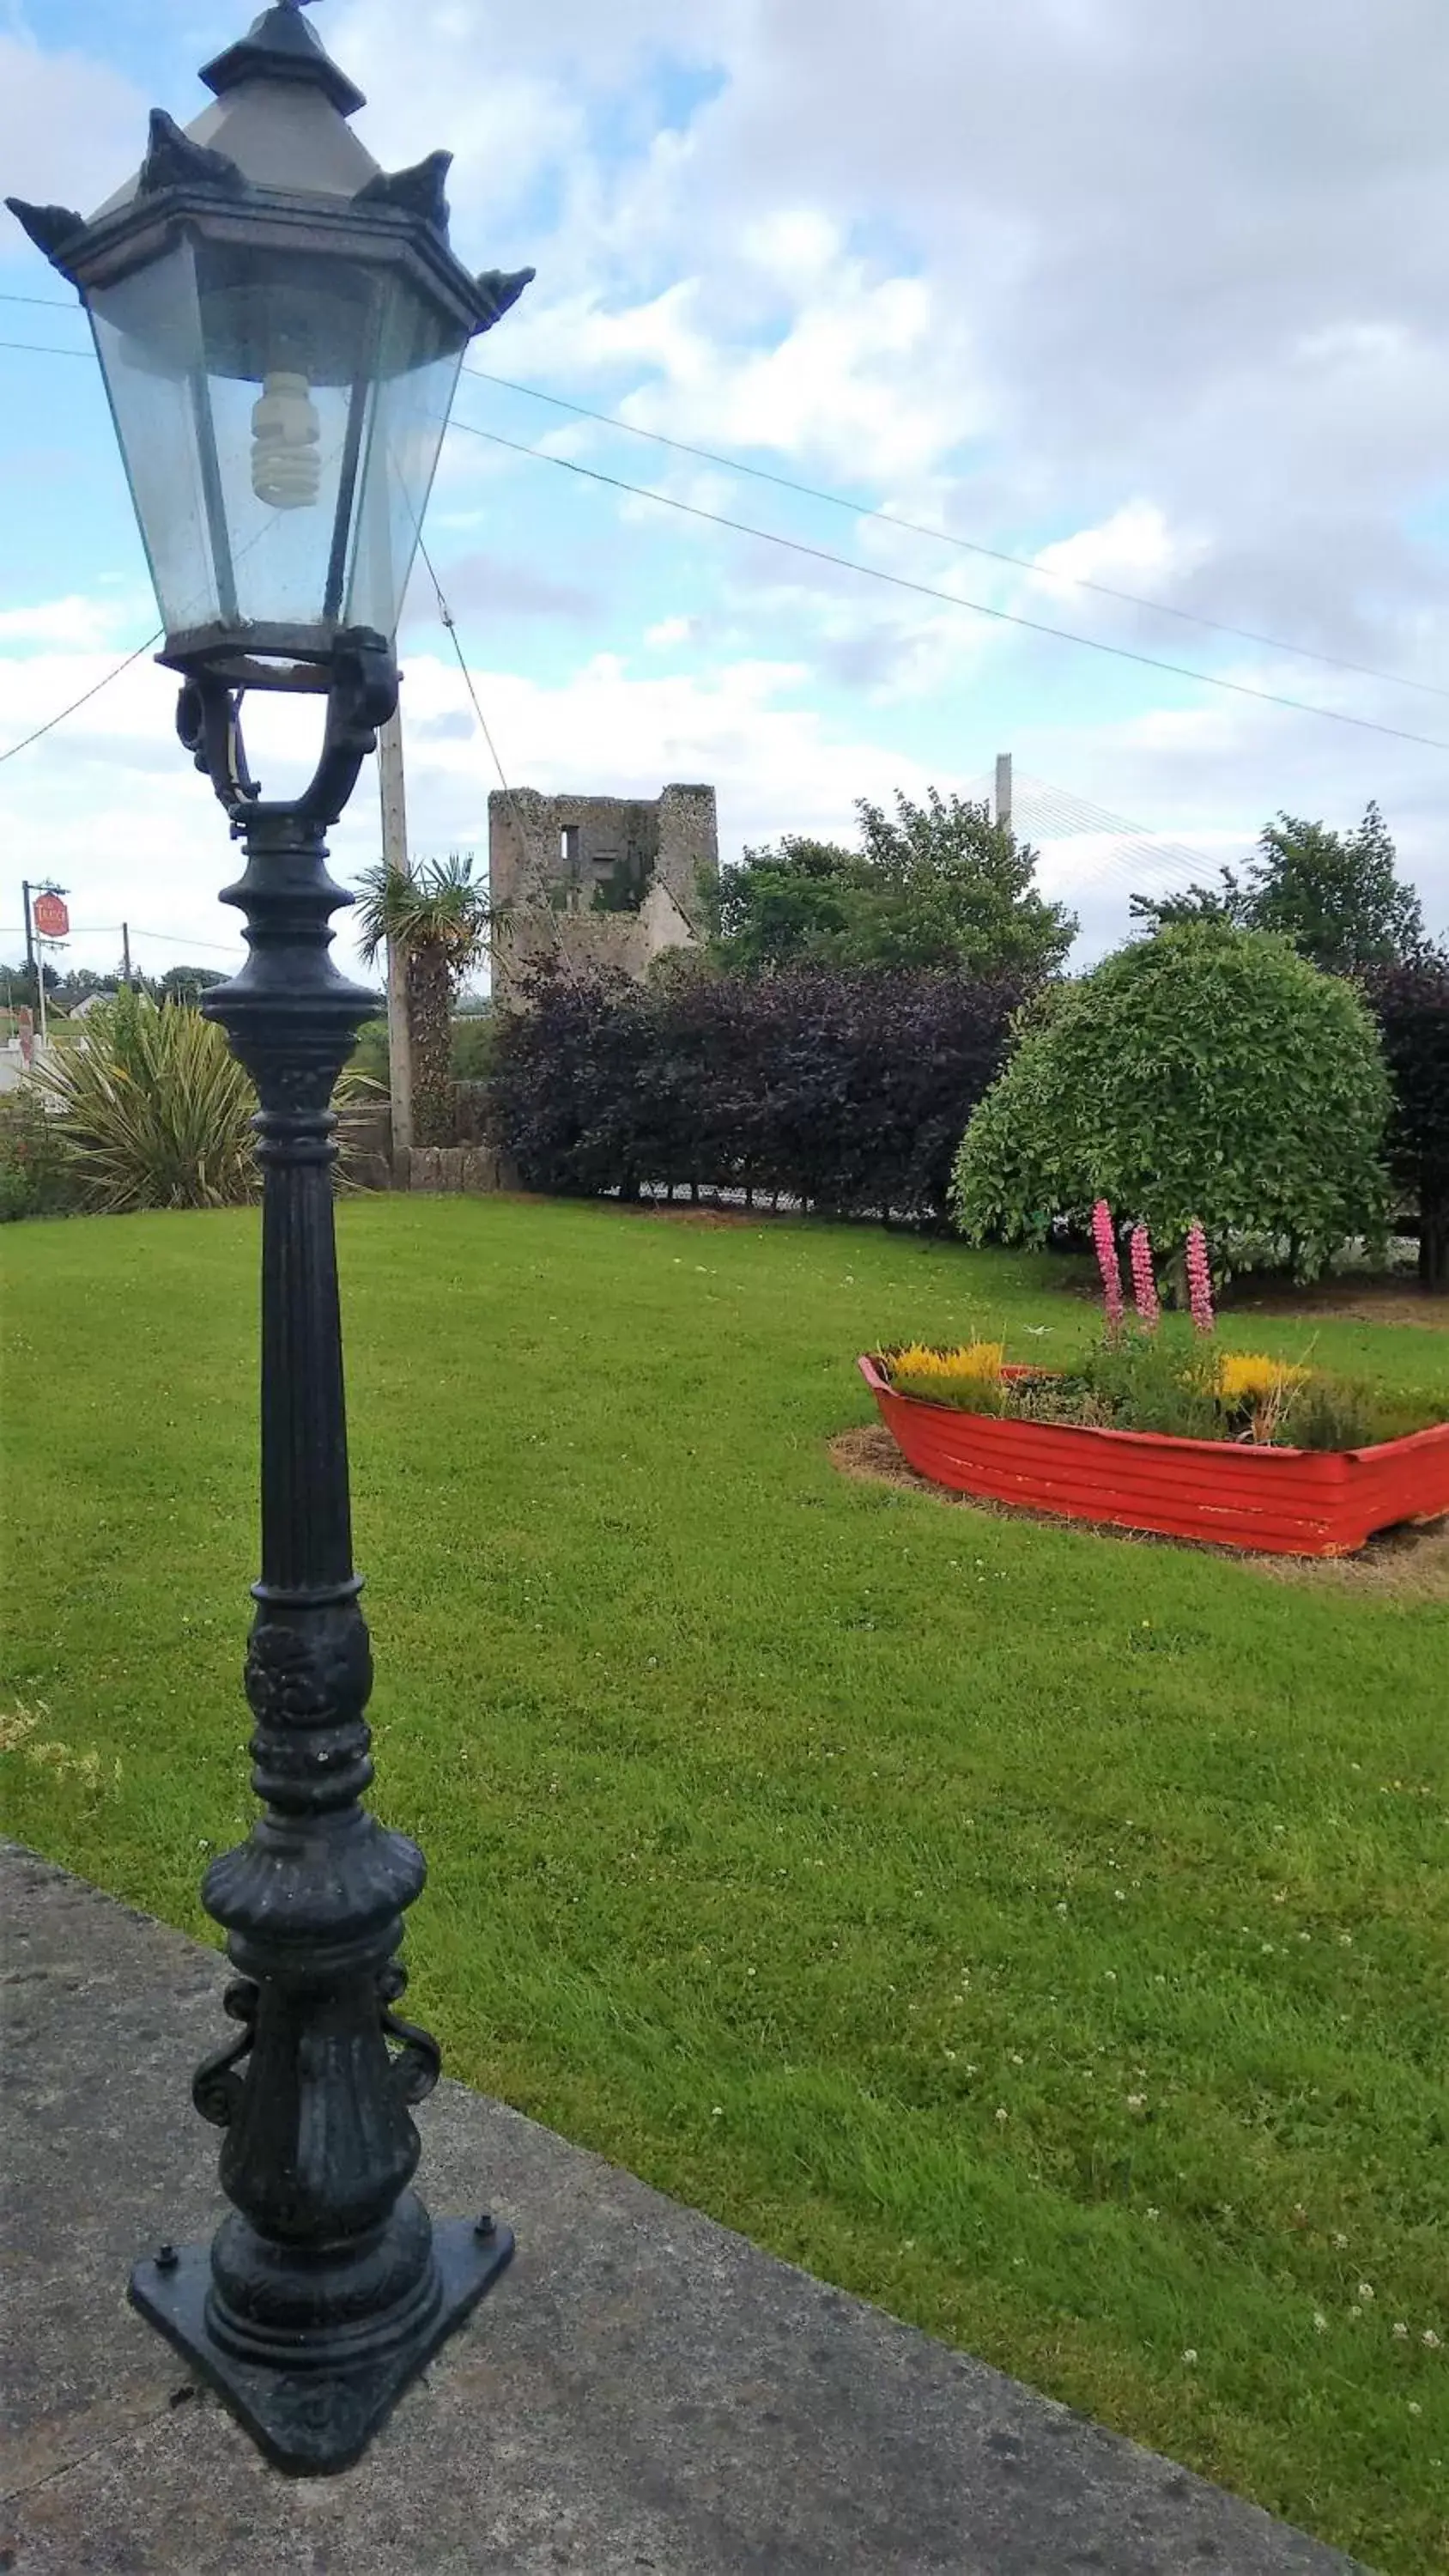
[488, 784, 718, 1004]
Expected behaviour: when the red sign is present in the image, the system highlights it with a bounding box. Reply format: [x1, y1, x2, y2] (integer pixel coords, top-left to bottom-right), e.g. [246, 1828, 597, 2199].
[32, 891, 69, 939]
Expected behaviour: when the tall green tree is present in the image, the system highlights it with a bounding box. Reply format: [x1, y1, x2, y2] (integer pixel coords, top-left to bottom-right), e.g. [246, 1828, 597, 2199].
[355, 854, 491, 1145]
[714, 791, 1076, 981]
[158, 963, 227, 1003]
[1131, 802, 1425, 976]
[714, 838, 861, 972]
[953, 921, 1392, 1281]
[1, 959, 61, 1010]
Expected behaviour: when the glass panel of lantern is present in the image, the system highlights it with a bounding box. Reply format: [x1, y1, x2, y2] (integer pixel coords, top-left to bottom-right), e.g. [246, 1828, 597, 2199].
[88, 228, 471, 660]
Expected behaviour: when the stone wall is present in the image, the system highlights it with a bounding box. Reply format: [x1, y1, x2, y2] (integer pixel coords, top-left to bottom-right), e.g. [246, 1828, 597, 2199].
[337, 1099, 516, 1195]
[336, 1102, 393, 1193]
[398, 1144, 515, 1194]
[488, 783, 718, 1005]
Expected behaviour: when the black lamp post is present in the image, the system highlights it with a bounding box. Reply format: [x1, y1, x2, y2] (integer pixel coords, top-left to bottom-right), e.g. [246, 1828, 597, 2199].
[8, 0, 533, 2478]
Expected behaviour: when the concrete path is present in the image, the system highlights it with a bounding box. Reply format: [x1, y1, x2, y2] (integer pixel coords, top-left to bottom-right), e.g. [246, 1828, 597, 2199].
[0, 1846, 1369, 2575]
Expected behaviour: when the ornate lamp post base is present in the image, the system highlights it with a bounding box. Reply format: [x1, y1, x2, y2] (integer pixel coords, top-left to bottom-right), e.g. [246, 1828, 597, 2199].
[131, 2217, 514, 2476]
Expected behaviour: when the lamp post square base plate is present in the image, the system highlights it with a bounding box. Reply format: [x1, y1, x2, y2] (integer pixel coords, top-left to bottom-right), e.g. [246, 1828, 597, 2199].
[129, 2219, 514, 2476]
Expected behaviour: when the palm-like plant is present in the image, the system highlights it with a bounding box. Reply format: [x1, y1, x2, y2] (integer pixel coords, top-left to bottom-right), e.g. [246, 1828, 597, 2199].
[39, 987, 258, 1212]
[355, 854, 491, 1146]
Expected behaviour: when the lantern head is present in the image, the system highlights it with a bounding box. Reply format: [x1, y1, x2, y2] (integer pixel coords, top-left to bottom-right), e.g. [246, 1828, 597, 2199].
[8, 0, 533, 692]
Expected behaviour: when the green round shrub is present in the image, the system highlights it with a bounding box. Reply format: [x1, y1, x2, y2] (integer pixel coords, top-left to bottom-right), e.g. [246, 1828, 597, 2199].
[951, 922, 1392, 1277]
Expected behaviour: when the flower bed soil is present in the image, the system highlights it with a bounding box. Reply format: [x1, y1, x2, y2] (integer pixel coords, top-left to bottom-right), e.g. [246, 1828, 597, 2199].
[858, 1355, 1449, 1558]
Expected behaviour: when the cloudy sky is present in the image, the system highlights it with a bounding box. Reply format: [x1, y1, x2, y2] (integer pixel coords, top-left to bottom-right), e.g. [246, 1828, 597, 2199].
[2, 0, 1446, 985]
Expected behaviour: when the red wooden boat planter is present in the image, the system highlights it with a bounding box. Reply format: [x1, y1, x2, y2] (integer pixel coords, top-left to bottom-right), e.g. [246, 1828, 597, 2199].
[858, 1356, 1449, 1557]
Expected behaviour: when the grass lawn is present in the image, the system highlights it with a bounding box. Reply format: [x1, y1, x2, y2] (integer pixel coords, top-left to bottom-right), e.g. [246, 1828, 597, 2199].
[2, 1196, 1446, 2570]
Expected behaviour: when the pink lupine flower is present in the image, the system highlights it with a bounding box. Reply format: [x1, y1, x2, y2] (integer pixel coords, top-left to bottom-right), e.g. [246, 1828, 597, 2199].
[1092, 1200, 1125, 1331]
[1185, 1221, 1215, 1334]
[1129, 1224, 1160, 1330]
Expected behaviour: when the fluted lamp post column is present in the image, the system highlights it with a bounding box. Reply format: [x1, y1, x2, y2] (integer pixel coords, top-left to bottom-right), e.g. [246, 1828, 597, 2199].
[7, 0, 534, 2477]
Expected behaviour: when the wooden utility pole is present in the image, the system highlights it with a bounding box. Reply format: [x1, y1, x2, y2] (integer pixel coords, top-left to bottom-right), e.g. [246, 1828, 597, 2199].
[377, 710, 414, 1166]
[121, 921, 133, 983]
[994, 751, 1013, 835]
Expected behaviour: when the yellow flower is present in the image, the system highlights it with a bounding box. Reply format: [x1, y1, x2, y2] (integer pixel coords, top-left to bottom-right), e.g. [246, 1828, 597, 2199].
[1217, 1352, 1309, 1401]
[887, 1341, 1004, 1386]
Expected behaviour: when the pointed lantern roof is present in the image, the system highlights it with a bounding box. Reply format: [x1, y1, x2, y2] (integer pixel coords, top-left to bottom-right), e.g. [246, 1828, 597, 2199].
[201, 0, 366, 121]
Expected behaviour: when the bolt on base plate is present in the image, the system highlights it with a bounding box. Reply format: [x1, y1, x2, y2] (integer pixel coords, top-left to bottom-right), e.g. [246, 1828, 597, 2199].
[130, 2218, 514, 2476]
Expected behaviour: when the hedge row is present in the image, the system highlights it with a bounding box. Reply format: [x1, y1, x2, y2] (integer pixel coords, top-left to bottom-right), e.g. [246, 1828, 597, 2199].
[485, 951, 1449, 1277]
[488, 966, 1024, 1222]
[1363, 957, 1449, 1289]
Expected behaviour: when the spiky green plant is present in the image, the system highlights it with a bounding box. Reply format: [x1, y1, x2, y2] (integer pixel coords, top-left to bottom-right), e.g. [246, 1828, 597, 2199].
[35, 990, 384, 1213]
[355, 854, 491, 1145]
[35, 990, 258, 1212]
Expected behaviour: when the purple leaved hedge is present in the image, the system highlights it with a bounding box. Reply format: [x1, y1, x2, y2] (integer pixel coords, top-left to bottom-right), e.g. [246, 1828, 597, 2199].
[488, 966, 1024, 1224]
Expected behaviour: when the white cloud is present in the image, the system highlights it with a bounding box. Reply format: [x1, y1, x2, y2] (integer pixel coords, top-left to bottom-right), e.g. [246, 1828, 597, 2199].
[0, 33, 148, 228]
[0, 595, 138, 650]
[1033, 504, 1210, 597]
[739, 209, 843, 286]
[625, 270, 975, 488]
[325, 3, 585, 232]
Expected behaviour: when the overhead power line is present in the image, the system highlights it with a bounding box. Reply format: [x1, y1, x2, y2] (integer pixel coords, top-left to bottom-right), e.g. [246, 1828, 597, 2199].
[0, 402, 317, 767]
[0, 633, 163, 766]
[2, 294, 1444, 767]
[0, 923, 241, 955]
[2, 289, 1440, 706]
[69, 925, 242, 955]
[0, 333, 89, 360]
[415, 535, 522, 818]
[446, 421, 1449, 756]
[459, 364, 1449, 708]
[414, 535, 581, 984]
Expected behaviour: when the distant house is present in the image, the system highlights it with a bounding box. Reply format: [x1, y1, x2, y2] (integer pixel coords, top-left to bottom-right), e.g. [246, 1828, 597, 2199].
[70, 992, 111, 1020]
